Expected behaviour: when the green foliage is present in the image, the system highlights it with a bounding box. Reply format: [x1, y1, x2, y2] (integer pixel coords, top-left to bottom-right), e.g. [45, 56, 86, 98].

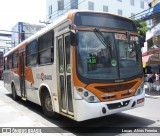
[134, 20, 149, 39]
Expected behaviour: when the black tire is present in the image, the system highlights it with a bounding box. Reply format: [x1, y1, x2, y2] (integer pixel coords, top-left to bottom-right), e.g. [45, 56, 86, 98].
[12, 84, 19, 101]
[41, 90, 59, 118]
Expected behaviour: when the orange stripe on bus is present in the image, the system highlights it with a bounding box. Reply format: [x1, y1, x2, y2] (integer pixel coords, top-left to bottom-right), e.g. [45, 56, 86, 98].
[11, 67, 34, 84]
[25, 67, 34, 84]
[72, 46, 86, 88]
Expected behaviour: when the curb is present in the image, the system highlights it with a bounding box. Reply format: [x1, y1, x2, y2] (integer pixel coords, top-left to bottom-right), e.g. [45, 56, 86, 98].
[145, 94, 160, 99]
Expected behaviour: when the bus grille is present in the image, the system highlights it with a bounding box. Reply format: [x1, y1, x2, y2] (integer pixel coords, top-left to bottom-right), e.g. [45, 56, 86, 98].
[95, 82, 137, 93]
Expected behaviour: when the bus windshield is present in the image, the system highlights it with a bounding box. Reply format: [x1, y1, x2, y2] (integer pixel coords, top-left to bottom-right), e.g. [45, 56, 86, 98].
[77, 30, 142, 80]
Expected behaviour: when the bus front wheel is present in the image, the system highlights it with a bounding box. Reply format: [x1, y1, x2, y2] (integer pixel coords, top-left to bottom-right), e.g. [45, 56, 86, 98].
[41, 90, 59, 118]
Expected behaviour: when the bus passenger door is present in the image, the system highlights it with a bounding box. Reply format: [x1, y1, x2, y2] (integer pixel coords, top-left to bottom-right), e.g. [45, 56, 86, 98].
[19, 52, 26, 99]
[57, 33, 74, 116]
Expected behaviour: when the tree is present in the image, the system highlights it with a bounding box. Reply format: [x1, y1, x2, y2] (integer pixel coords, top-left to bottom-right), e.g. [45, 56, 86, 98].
[134, 20, 149, 40]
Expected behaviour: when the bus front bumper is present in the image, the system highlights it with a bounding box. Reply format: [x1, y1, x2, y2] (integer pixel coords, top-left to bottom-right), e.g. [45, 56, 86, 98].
[74, 91, 145, 121]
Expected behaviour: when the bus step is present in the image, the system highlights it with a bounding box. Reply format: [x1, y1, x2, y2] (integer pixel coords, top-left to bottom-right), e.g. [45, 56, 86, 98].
[21, 97, 27, 101]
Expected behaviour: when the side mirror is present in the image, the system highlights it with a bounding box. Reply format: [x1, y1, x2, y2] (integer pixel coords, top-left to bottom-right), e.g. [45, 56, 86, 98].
[70, 30, 78, 46]
[126, 31, 130, 44]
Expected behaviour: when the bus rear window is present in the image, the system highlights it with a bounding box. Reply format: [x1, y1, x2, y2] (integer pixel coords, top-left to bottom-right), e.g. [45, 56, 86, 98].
[74, 12, 137, 31]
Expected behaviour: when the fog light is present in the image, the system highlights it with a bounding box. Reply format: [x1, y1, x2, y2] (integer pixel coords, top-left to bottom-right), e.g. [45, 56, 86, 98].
[102, 107, 106, 114]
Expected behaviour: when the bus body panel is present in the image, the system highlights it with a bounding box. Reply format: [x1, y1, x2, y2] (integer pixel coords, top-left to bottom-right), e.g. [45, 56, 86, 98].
[12, 70, 21, 96]
[30, 64, 59, 108]
[4, 70, 12, 92]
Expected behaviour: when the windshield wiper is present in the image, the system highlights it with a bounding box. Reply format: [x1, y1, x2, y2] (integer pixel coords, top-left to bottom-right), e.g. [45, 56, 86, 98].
[94, 28, 112, 57]
[94, 28, 109, 48]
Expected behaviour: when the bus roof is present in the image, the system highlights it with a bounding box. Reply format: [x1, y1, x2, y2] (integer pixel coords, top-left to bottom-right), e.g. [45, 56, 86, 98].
[4, 10, 135, 57]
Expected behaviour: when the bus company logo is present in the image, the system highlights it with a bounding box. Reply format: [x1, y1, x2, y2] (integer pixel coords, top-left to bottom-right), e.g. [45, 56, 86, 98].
[128, 89, 133, 93]
[36, 73, 52, 81]
[102, 93, 115, 99]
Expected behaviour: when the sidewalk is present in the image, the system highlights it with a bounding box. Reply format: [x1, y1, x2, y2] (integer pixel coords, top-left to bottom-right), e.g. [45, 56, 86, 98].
[144, 82, 160, 99]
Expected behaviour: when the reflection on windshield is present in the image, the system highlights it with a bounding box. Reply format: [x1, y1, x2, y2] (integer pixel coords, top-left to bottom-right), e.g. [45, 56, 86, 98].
[77, 31, 142, 80]
[116, 34, 142, 78]
[77, 31, 118, 80]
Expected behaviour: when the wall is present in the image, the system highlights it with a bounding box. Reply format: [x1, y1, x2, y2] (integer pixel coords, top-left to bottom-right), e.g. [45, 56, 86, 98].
[46, 0, 150, 22]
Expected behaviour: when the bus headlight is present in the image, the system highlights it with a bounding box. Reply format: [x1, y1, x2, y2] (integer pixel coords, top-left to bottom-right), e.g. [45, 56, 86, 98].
[134, 83, 144, 96]
[76, 87, 100, 103]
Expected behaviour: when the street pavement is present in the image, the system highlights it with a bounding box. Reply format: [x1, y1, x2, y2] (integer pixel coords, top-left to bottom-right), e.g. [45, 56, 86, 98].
[0, 80, 160, 135]
[0, 81, 71, 136]
[144, 82, 160, 98]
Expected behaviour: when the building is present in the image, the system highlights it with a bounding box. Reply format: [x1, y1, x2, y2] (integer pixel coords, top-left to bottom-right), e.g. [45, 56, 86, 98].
[0, 32, 12, 54]
[142, 0, 160, 73]
[11, 22, 45, 47]
[0, 32, 11, 79]
[46, 0, 150, 23]
[146, 0, 160, 49]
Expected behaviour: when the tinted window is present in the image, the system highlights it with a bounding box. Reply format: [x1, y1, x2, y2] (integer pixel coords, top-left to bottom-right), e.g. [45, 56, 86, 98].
[26, 40, 38, 67]
[65, 36, 71, 73]
[58, 0, 64, 10]
[13, 51, 18, 68]
[38, 30, 54, 65]
[88, 1, 94, 10]
[8, 55, 12, 69]
[71, 0, 78, 9]
[58, 39, 63, 73]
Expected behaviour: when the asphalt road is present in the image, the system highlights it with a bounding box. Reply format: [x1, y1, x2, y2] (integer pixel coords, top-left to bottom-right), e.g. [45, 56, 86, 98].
[0, 80, 160, 136]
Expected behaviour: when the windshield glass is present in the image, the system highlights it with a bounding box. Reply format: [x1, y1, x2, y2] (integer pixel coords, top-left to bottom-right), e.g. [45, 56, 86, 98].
[77, 31, 118, 80]
[77, 31, 142, 80]
[115, 33, 142, 78]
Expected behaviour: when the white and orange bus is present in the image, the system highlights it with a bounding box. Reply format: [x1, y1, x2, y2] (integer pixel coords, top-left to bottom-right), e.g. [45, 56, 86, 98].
[3, 10, 145, 121]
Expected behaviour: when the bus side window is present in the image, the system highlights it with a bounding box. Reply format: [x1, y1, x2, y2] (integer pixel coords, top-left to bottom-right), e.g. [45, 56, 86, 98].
[8, 55, 13, 69]
[13, 51, 18, 69]
[51, 48, 54, 63]
[38, 30, 54, 65]
[26, 40, 38, 67]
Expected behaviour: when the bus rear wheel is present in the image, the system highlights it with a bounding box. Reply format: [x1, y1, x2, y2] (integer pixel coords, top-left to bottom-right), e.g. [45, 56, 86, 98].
[41, 90, 59, 118]
[12, 84, 18, 101]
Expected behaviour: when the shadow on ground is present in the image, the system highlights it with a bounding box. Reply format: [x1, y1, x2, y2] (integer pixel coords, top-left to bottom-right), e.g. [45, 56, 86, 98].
[5, 93, 157, 136]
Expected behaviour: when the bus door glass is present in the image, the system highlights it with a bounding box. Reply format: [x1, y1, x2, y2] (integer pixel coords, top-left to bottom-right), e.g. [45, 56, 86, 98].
[57, 33, 73, 115]
[19, 52, 26, 98]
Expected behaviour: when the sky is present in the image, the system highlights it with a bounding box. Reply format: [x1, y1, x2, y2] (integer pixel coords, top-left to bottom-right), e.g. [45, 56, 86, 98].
[0, 0, 46, 30]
